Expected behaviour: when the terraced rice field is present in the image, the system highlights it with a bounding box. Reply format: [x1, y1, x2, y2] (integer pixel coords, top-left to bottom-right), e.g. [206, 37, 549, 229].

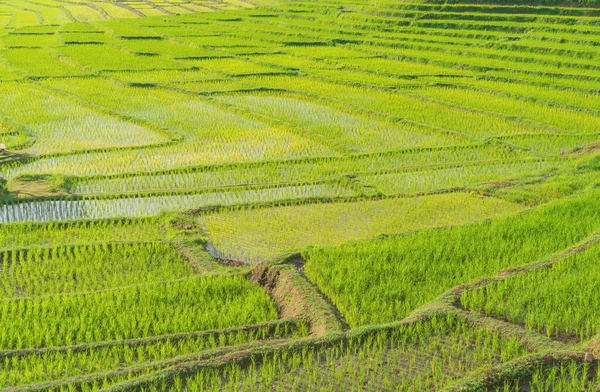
[0, 0, 599, 389]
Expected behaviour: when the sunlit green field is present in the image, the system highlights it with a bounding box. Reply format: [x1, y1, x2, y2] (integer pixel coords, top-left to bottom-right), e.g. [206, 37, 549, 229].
[0, 0, 599, 389]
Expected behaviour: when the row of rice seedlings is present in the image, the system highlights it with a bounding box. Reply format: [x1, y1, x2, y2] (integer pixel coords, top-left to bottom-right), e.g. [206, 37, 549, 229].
[64, 5, 105, 23]
[320, 53, 471, 78]
[501, 133, 600, 156]
[181, 57, 283, 75]
[487, 159, 600, 207]
[173, 78, 250, 93]
[57, 43, 185, 71]
[0, 60, 21, 81]
[0, 15, 10, 30]
[1, 47, 88, 77]
[411, 86, 600, 135]
[0, 183, 356, 224]
[440, 77, 600, 113]
[362, 160, 562, 196]
[0, 218, 164, 250]
[105, 68, 222, 84]
[214, 93, 465, 153]
[461, 241, 600, 341]
[35, 77, 330, 167]
[149, 315, 528, 391]
[199, 192, 522, 262]
[0, 81, 169, 155]
[0, 274, 277, 350]
[93, 3, 140, 20]
[303, 189, 600, 327]
[400, 15, 600, 36]
[369, 20, 597, 55]
[60, 32, 112, 44]
[281, 45, 371, 60]
[116, 38, 224, 59]
[505, 36, 600, 57]
[158, 34, 254, 49]
[408, 11, 600, 28]
[307, 66, 430, 88]
[2, 136, 329, 179]
[1, 33, 59, 47]
[1, 321, 306, 388]
[0, 242, 194, 298]
[175, 35, 268, 52]
[0, 131, 28, 150]
[0, 6, 38, 29]
[497, 362, 598, 392]
[97, 20, 162, 38]
[0, 116, 29, 149]
[384, 3, 600, 17]
[240, 76, 556, 140]
[69, 144, 524, 195]
[485, 69, 600, 92]
[357, 34, 600, 78]
[251, 52, 354, 71]
[363, 42, 600, 80]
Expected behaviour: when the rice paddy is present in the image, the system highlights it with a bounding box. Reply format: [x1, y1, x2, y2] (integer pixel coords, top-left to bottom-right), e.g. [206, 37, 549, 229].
[1, 0, 599, 389]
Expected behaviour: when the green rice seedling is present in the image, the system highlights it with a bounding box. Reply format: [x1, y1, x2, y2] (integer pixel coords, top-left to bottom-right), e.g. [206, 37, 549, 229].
[215, 93, 466, 153]
[461, 242, 600, 341]
[0, 82, 170, 155]
[62, 5, 105, 23]
[438, 78, 600, 113]
[242, 76, 558, 140]
[2, 33, 58, 47]
[251, 53, 332, 70]
[174, 79, 249, 93]
[1, 7, 39, 28]
[98, 20, 162, 39]
[117, 38, 223, 59]
[93, 3, 141, 19]
[57, 44, 184, 71]
[0, 320, 306, 388]
[1, 2, 600, 389]
[412, 86, 600, 135]
[0, 218, 164, 250]
[106, 68, 221, 84]
[0, 183, 356, 223]
[0, 62, 21, 81]
[70, 144, 524, 195]
[331, 56, 473, 76]
[500, 134, 600, 156]
[155, 315, 528, 391]
[200, 192, 522, 262]
[1, 48, 88, 77]
[283, 45, 373, 59]
[497, 362, 598, 392]
[60, 32, 112, 44]
[0, 242, 194, 297]
[303, 189, 600, 326]
[362, 160, 562, 195]
[0, 274, 277, 349]
[308, 66, 426, 88]
[181, 57, 283, 75]
[39, 77, 332, 161]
